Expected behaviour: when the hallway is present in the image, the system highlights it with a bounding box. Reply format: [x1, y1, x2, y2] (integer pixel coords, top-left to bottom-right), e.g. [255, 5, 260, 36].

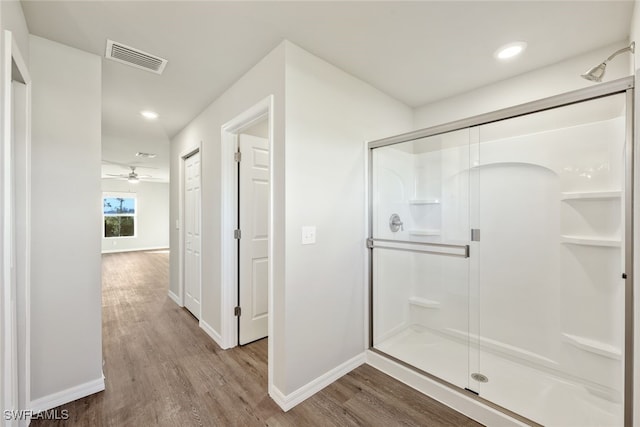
[32, 251, 479, 426]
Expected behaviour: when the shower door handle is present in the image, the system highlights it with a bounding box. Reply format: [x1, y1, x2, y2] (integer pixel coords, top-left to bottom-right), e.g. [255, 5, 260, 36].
[367, 238, 469, 258]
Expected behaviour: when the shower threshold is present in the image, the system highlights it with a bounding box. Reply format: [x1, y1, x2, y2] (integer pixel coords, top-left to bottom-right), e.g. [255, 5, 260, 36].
[375, 325, 622, 427]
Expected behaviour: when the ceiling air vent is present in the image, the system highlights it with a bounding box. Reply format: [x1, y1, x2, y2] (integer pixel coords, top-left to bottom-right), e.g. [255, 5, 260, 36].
[136, 152, 157, 159]
[105, 39, 168, 74]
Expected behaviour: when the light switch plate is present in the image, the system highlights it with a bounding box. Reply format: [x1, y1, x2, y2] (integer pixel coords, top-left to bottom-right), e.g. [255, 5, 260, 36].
[302, 226, 316, 245]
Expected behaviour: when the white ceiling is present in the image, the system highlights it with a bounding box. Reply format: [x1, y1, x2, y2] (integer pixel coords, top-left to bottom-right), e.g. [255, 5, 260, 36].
[21, 1, 634, 183]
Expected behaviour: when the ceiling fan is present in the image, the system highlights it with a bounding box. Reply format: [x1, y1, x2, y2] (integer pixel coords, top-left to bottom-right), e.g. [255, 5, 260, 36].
[104, 165, 155, 183]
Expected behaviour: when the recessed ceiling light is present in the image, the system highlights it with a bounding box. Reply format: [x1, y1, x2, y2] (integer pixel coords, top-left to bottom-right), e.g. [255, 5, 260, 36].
[140, 110, 159, 120]
[494, 42, 527, 60]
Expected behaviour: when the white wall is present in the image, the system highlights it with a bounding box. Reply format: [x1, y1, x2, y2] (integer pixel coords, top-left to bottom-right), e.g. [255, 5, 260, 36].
[101, 180, 169, 253]
[170, 39, 412, 403]
[1, 0, 29, 64]
[281, 42, 413, 394]
[0, 0, 30, 418]
[170, 42, 285, 345]
[29, 35, 103, 405]
[414, 42, 631, 129]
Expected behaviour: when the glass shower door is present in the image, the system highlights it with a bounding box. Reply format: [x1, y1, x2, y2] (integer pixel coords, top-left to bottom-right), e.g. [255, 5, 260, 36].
[370, 129, 472, 390]
[470, 93, 627, 426]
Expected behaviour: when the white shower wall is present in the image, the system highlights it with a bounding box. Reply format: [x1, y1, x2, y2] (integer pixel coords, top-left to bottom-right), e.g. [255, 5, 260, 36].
[476, 115, 625, 389]
[373, 104, 626, 421]
[373, 132, 471, 343]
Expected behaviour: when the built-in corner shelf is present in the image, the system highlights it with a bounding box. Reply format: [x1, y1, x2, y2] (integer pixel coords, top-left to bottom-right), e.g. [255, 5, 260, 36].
[561, 191, 622, 201]
[409, 199, 440, 205]
[560, 235, 620, 248]
[562, 333, 621, 360]
[408, 296, 440, 309]
[408, 229, 441, 236]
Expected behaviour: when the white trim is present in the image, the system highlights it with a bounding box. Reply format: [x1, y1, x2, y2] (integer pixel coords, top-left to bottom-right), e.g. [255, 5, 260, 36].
[363, 140, 370, 352]
[220, 129, 238, 349]
[101, 246, 169, 254]
[268, 384, 288, 410]
[220, 96, 274, 351]
[199, 319, 225, 349]
[2, 29, 17, 427]
[178, 145, 201, 311]
[634, 67, 640, 427]
[30, 376, 105, 414]
[3, 30, 32, 426]
[270, 352, 366, 412]
[265, 98, 275, 403]
[167, 290, 182, 307]
[365, 351, 527, 427]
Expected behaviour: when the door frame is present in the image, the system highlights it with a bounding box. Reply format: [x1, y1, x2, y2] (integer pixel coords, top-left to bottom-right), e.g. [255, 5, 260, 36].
[2, 30, 31, 425]
[220, 96, 273, 350]
[178, 144, 201, 314]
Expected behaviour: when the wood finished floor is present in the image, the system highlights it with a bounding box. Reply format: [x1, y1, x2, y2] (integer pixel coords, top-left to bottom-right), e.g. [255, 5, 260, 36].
[32, 251, 482, 427]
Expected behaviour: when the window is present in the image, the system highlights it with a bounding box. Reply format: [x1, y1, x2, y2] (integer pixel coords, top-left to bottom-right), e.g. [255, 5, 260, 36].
[103, 194, 136, 238]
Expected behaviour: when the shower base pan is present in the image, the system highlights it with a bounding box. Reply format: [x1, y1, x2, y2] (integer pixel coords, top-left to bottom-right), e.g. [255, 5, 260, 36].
[375, 325, 621, 427]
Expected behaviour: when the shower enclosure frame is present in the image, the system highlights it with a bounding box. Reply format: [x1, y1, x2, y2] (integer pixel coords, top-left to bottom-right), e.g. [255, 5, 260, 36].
[367, 76, 635, 426]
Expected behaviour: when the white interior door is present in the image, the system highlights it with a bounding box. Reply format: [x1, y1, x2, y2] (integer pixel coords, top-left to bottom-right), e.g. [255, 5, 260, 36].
[183, 150, 201, 318]
[238, 134, 269, 345]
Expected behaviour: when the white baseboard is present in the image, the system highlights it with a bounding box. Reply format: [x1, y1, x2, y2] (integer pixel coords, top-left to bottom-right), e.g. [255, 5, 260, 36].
[167, 290, 182, 307]
[101, 246, 169, 254]
[269, 384, 288, 410]
[30, 376, 105, 414]
[271, 352, 366, 412]
[199, 319, 225, 349]
[366, 351, 527, 427]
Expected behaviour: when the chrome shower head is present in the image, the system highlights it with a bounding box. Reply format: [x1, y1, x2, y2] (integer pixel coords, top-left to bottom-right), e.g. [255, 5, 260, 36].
[581, 63, 607, 82]
[581, 42, 635, 83]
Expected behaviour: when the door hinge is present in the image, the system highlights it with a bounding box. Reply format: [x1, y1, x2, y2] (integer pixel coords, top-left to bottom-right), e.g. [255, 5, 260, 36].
[234, 151, 242, 162]
[471, 228, 481, 242]
[234, 229, 241, 239]
[234, 306, 241, 316]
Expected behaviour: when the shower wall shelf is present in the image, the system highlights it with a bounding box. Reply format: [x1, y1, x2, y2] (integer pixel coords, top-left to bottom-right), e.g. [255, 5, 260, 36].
[560, 191, 622, 200]
[408, 229, 441, 236]
[408, 297, 441, 309]
[560, 235, 620, 247]
[562, 333, 621, 360]
[409, 199, 440, 205]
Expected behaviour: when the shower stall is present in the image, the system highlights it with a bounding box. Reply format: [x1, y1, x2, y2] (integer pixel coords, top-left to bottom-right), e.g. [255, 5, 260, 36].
[368, 77, 634, 426]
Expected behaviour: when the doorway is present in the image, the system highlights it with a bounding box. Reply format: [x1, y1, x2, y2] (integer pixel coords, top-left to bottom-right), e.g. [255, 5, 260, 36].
[182, 149, 201, 318]
[237, 124, 269, 345]
[220, 96, 273, 352]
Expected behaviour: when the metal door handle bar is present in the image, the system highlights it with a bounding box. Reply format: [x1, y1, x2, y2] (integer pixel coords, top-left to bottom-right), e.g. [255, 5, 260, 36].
[367, 238, 469, 258]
